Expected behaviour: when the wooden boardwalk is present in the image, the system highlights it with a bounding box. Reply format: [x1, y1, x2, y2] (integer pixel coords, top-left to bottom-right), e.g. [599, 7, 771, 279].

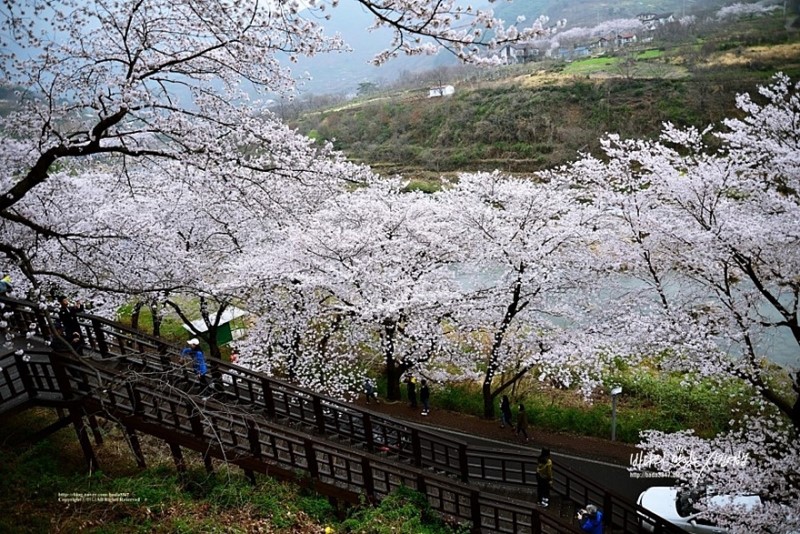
[0, 296, 680, 534]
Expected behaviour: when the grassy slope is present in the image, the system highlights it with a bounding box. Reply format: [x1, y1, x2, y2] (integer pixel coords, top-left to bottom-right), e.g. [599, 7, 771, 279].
[0, 409, 460, 533]
[292, 12, 800, 180]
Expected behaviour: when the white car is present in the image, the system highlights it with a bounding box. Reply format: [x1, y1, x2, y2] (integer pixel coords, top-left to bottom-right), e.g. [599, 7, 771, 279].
[637, 486, 762, 534]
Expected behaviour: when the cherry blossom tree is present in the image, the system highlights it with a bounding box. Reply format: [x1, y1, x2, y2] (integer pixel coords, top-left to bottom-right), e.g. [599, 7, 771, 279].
[716, 2, 782, 20]
[434, 172, 607, 418]
[235, 178, 462, 400]
[0, 0, 554, 294]
[557, 72, 800, 530]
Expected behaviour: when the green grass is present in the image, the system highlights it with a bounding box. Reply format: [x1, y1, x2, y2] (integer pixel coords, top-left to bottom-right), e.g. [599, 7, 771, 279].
[116, 302, 190, 343]
[341, 486, 469, 534]
[0, 409, 467, 533]
[428, 368, 754, 443]
[637, 49, 664, 60]
[562, 56, 620, 76]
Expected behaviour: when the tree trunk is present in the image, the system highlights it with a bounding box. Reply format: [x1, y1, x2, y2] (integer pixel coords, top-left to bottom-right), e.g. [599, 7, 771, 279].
[130, 301, 143, 331]
[387, 361, 404, 400]
[481, 270, 526, 419]
[482, 381, 495, 419]
[149, 301, 162, 337]
[383, 318, 408, 401]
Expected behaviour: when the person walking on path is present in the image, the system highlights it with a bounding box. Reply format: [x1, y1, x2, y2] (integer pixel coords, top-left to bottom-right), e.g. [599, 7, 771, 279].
[405, 374, 418, 408]
[364, 376, 378, 404]
[536, 447, 553, 507]
[578, 504, 604, 534]
[515, 403, 530, 442]
[499, 395, 513, 428]
[181, 338, 210, 393]
[419, 379, 430, 415]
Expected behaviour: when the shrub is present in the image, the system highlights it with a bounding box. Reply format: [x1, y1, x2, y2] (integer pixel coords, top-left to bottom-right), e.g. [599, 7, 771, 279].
[341, 486, 468, 534]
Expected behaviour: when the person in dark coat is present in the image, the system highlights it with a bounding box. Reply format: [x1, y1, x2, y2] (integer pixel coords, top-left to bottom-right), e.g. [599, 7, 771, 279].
[500, 395, 513, 428]
[404, 374, 417, 408]
[57, 295, 84, 354]
[536, 447, 553, 507]
[364, 377, 378, 404]
[419, 379, 430, 415]
[516, 403, 530, 442]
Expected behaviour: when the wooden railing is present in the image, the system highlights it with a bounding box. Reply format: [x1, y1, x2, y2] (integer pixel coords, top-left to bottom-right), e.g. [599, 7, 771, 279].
[0, 296, 682, 534]
[4, 347, 577, 534]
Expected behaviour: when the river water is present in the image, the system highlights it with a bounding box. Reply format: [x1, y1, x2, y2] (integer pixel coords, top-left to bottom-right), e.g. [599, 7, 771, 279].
[451, 265, 799, 370]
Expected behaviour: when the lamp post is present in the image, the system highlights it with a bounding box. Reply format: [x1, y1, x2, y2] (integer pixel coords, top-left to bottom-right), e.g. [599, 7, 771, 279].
[610, 386, 622, 441]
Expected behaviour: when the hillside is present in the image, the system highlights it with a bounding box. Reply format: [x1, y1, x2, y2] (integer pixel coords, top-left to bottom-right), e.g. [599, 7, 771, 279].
[290, 10, 800, 180]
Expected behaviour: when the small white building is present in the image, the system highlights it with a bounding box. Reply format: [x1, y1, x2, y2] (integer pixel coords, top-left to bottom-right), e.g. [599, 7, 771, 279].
[428, 85, 455, 98]
[183, 306, 248, 345]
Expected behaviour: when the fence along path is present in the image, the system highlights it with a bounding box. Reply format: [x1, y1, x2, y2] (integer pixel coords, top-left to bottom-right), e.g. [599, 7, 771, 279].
[0, 296, 680, 534]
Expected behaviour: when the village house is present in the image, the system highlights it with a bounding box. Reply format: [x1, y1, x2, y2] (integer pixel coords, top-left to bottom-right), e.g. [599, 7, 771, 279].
[428, 85, 455, 98]
[636, 12, 675, 30]
[616, 32, 638, 46]
[497, 42, 541, 64]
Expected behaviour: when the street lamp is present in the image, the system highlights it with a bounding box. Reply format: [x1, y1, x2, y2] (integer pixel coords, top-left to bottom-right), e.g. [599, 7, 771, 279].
[610, 386, 623, 441]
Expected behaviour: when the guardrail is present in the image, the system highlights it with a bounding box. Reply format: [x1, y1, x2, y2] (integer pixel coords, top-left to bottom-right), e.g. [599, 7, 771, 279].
[0, 296, 682, 533]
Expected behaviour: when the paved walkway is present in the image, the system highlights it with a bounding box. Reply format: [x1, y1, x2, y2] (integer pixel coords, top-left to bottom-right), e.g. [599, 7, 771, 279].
[358, 399, 675, 502]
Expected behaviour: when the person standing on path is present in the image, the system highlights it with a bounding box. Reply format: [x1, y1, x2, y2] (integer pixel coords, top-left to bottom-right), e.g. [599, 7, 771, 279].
[499, 395, 513, 428]
[405, 374, 418, 408]
[57, 295, 85, 354]
[515, 403, 530, 442]
[536, 447, 553, 507]
[420, 379, 430, 415]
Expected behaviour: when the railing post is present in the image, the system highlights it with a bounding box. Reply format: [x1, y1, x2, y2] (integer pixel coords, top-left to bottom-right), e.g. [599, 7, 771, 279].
[459, 442, 469, 483]
[51, 353, 74, 400]
[531, 507, 543, 534]
[188, 402, 204, 437]
[128, 384, 144, 416]
[125, 426, 146, 468]
[470, 490, 481, 533]
[91, 318, 109, 358]
[416, 473, 427, 496]
[363, 413, 375, 452]
[260, 377, 275, 418]
[603, 492, 613, 529]
[187, 406, 213, 474]
[14, 352, 37, 398]
[69, 405, 99, 472]
[247, 419, 262, 460]
[361, 457, 375, 500]
[411, 428, 422, 468]
[34, 307, 50, 338]
[304, 438, 319, 480]
[168, 442, 187, 474]
[312, 396, 326, 434]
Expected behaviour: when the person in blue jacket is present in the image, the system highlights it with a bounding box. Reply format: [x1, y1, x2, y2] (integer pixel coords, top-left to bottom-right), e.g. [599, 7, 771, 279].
[578, 504, 604, 534]
[181, 338, 209, 392]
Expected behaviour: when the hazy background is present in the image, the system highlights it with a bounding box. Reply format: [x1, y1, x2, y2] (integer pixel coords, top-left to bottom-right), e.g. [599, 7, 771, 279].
[284, 0, 760, 96]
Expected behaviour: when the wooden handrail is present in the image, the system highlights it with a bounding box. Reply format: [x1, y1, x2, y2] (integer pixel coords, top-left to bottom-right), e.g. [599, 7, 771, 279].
[5, 349, 581, 533]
